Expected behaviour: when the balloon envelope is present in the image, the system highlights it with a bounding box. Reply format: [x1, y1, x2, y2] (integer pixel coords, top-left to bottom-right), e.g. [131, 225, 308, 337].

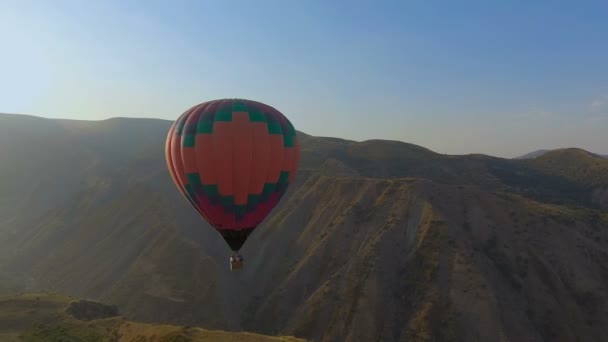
[165, 99, 300, 251]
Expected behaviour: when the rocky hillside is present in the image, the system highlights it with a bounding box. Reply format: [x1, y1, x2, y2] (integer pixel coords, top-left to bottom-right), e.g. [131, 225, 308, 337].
[0, 113, 607, 342]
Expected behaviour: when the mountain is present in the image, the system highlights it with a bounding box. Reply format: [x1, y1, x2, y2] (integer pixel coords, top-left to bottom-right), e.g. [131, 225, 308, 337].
[515, 149, 551, 159]
[0, 113, 607, 342]
[0, 293, 304, 341]
[516, 149, 608, 160]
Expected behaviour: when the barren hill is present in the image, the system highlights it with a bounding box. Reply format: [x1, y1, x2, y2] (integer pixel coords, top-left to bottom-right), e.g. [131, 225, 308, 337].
[0, 113, 607, 342]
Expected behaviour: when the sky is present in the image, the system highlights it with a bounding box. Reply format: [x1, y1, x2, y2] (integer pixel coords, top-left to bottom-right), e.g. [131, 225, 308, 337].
[1, 0, 607, 158]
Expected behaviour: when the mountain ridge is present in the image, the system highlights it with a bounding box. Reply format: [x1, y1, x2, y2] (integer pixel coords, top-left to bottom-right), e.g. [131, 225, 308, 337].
[516, 148, 608, 160]
[0, 112, 607, 342]
[4, 112, 605, 160]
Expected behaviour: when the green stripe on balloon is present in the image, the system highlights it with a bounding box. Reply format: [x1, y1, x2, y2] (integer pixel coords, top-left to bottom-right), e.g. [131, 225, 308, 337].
[193, 179, 286, 215]
[246, 194, 261, 212]
[197, 121, 213, 134]
[232, 101, 248, 112]
[283, 135, 295, 147]
[248, 108, 266, 122]
[176, 119, 187, 135]
[235, 205, 246, 221]
[184, 184, 198, 205]
[263, 183, 277, 196]
[187, 173, 201, 188]
[267, 122, 283, 134]
[287, 121, 296, 135]
[278, 171, 289, 184]
[221, 195, 234, 210]
[183, 135, 196, 147]
[215, 107, 232, 122]
[203, 184, 219, 198]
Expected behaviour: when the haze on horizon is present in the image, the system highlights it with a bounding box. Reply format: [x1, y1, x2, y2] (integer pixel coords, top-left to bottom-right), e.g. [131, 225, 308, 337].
[1, 0, 606, 158]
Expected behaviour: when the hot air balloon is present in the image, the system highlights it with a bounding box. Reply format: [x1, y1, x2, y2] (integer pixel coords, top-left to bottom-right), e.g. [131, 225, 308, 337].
[165, 99, 300, 270]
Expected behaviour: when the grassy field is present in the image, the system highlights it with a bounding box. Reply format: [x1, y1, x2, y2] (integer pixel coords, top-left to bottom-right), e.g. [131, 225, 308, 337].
[0, 293, 306, 342]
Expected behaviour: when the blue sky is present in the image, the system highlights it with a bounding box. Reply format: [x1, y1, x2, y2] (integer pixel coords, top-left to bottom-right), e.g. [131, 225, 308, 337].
[1, 0, 607, 157]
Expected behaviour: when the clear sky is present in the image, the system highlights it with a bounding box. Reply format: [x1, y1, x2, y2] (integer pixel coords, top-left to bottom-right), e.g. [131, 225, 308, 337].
[1, 0, 606, 158]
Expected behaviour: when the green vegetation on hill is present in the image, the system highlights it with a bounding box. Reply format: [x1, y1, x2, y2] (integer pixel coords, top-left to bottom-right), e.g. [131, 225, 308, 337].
[0, 294, 306, 342]
[525, 148, 608, 186]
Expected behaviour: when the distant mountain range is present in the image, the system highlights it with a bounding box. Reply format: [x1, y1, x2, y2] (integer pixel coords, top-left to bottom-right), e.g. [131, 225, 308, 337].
[0, 112, 607, 342]
[516, 149, 608, 159]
